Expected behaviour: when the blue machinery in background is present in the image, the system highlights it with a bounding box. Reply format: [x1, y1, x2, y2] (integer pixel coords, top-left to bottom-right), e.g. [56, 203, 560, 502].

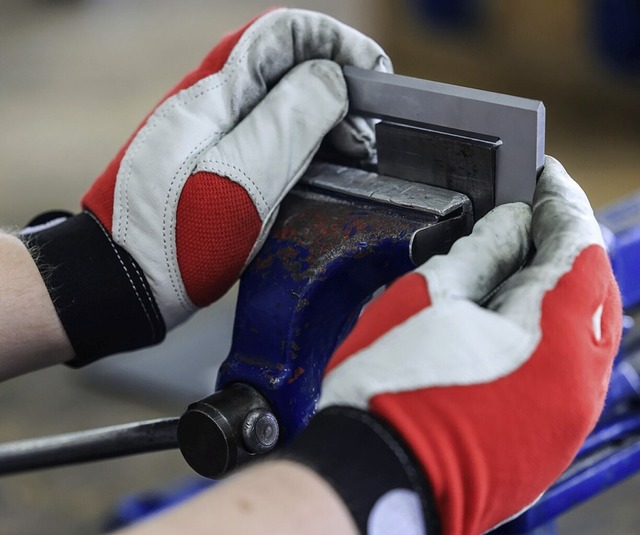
[411, 0, 640, 75]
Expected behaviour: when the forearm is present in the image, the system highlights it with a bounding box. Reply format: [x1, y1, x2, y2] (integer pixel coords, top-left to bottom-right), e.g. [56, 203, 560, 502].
[0, 232, 73, 379]
[116, 460, 357, 535]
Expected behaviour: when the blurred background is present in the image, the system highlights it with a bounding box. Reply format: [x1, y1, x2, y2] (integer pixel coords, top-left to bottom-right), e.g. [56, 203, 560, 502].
[0, 0, 638, 533]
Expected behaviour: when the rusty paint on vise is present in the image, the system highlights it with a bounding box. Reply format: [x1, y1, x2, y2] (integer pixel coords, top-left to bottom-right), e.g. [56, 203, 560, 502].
[261, 190, 419, 285]
[287, 367, 305, 384]
[217, 184, 470, 438]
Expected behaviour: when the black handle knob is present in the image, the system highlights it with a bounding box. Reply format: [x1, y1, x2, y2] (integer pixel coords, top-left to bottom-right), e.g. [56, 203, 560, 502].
[177, 384, 279, 478]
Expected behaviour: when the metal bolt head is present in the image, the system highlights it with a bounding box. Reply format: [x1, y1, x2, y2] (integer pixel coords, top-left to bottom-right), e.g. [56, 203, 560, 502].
[242, 409, 279, 454]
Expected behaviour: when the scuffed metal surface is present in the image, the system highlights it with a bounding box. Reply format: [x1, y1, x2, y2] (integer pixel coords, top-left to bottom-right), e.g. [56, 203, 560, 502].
[302, 162, 468, 217]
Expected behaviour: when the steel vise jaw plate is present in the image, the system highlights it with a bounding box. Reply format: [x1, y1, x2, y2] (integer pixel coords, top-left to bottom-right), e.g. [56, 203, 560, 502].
[343, 66, 546, 208]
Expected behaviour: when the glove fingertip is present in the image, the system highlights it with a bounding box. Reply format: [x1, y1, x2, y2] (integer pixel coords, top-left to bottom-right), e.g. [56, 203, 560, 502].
[305, 58, 348, 104]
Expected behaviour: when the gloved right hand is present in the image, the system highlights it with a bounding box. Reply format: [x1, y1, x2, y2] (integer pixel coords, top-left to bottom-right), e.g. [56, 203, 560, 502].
[286, 157, 622, 535]
[20, 8, 390, 366]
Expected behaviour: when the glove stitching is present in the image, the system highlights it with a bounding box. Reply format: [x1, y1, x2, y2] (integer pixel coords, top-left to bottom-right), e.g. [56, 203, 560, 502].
[124, 251, 163, 329]
[222, 101, 346, 269]
[85, 211, 158, 341]
[162, 134, 218, 313]
[171, 17, 271, 105]
[115, 126, 224, 247]
[115, 8, 345, 286]
[198, 158, 269, 215]
[115, 10, 285, 242]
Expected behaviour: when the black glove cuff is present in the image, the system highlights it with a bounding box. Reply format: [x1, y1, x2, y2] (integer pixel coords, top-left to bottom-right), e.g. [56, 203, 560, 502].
[21, 211, 166, 366]
[282, 406, 440, 535]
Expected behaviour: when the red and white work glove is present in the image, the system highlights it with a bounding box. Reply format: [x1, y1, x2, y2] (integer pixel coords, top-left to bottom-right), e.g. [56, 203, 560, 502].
[21, 9, 390, 365]
[286, 157, 623, 535]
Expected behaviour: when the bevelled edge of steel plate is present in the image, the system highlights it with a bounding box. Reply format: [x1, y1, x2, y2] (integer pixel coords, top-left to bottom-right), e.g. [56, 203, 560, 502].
[301, 162, 470, 218]
[343, 66, 546, 207]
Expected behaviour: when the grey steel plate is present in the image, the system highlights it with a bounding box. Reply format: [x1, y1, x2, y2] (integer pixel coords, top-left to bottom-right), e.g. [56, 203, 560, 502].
[343, 66, 545, 207]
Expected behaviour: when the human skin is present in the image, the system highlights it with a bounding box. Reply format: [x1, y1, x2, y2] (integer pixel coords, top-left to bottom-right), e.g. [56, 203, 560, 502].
[116, 460, 357, 535]
[0, 234, 73, 379]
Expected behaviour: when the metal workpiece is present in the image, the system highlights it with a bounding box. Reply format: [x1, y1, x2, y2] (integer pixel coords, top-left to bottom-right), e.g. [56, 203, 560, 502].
[177, 383, 279, 479]
[301, 162, 469, 218]
[217, 169, 473, 439]
[343, 66, 545, 209]
[0, 418, 179, 475]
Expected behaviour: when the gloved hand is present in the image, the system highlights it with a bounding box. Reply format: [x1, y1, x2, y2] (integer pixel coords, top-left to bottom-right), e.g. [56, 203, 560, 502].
[21, 8, 390, 365]
[286, 157, 622, 535]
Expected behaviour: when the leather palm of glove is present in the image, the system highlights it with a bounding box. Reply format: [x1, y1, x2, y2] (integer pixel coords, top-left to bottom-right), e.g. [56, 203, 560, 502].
[285, 157, 623, 535]
[21, 8, 390, 365]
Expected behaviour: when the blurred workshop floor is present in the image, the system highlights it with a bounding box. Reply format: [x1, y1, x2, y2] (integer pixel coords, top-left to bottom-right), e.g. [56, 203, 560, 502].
[0, 1, 638, 534]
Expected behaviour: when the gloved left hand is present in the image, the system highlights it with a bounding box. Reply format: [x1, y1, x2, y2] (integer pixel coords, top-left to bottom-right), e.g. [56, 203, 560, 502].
[21, 8, 390, 365]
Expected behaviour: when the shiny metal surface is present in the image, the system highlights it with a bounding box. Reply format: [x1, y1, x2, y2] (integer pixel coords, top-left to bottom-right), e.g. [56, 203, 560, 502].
[0, 418, 179, 475]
